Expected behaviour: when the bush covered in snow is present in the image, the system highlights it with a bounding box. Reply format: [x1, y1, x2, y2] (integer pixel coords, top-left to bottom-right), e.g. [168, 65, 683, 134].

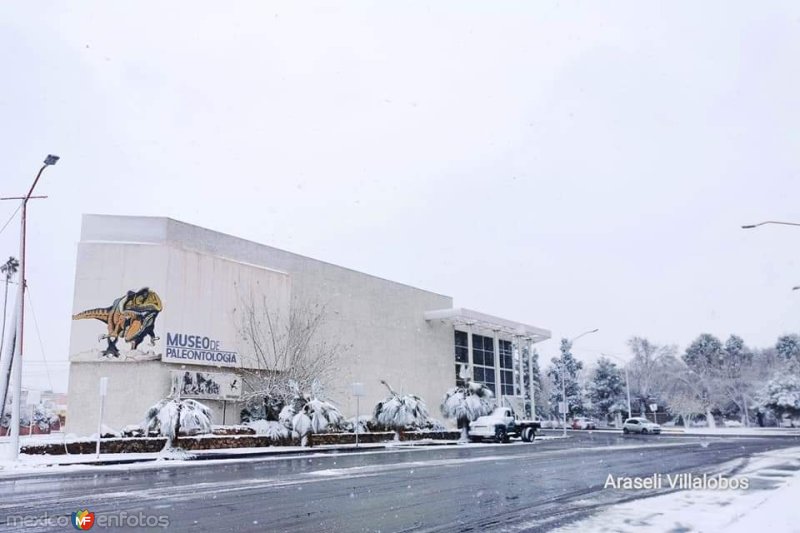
[143, 397, 212, 450]
[278, 380, 344, 446]
[373, 380, 431, 439]
[244, 419, 290, 439]
[758, 374, 800, 418]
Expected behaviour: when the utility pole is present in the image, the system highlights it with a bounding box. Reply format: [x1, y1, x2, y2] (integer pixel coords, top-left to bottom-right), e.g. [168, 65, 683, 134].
[0, 155, 59, 460]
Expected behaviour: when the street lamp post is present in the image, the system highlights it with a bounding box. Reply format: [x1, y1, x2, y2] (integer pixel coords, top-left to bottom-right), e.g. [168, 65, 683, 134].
[742, 221, 800, 291]
[560, 329, 599, 437]
[602, 352, 632, 420]
[741, 220, 800, 230]
[0, 155, 59, 460]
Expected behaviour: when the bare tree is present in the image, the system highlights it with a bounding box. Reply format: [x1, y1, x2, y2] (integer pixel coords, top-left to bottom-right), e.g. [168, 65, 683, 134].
[627, 337, 677, 416]
[235, 294, 347, 415]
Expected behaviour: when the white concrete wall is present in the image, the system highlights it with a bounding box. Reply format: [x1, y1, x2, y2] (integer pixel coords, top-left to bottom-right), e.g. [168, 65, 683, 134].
[67, 215, 455, 434]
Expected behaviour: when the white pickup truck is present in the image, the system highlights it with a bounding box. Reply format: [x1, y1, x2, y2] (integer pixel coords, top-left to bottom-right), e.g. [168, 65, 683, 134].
[468, 407, 541, 443]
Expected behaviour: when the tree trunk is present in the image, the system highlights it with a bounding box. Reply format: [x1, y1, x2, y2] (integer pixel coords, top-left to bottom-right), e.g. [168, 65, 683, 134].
[706, 410, 716, 429]
[172, 402, 183, 450]
[741, 394, 750, 427]
[460, 426, 469, 442]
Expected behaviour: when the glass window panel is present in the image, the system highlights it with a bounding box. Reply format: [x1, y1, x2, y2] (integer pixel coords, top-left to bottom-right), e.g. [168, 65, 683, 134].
[474, 367, 485, 382]
[455, 346, 468, 363]
[455, 330, 468, 347]
[472, 334, 482, 349]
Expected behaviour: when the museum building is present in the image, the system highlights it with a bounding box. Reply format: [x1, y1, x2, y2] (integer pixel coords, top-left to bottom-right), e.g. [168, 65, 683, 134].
[66, 215, 550, 434]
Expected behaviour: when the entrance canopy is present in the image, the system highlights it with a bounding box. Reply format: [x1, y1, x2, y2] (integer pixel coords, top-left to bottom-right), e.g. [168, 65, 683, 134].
[423, 308, 551, 342]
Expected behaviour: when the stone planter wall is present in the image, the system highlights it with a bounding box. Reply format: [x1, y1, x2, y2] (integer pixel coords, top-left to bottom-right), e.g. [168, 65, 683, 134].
[21, 430, 461, 456]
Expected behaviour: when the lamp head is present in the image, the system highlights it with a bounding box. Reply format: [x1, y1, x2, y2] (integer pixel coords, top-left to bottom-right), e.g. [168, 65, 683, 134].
[44, 155, 60, 166]
[741, 225, 756, 229]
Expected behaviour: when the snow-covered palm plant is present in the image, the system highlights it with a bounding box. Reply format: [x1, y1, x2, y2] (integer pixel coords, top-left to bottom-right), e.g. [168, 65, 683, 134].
[245, 419, 289, 440]
[278, 380, 343, 446]
[441, 365, 496, 441]
[374, 380, 430, 440]
[144, 397, 212, 450]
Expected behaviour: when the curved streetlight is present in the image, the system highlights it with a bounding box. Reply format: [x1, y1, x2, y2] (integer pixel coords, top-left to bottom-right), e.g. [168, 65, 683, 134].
[569, 328, 599, 344]
[559, 328, 599, 436]
[601, 352, 633, 420]
[741, 220, 800, 230]
[741, 221, 800, 292]
[0, 154, 59, 460]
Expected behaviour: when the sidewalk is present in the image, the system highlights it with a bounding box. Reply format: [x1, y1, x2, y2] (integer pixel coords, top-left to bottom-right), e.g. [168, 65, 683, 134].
[554, 446, 800, 533]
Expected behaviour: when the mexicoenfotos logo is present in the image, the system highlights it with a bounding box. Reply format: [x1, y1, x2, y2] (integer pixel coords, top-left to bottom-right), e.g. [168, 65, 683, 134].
[71, 509, 95, 530]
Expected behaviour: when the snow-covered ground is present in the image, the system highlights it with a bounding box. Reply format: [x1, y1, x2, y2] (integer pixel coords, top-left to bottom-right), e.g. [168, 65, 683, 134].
[554, 446, 800, 533]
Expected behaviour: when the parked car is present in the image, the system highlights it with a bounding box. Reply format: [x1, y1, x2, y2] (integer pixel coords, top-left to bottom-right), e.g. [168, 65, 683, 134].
[571, 416, 597, 430]
[622, 417, 661, 434]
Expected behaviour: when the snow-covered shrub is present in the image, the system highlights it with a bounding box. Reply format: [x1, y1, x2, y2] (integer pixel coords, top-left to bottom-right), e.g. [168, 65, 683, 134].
[121, 424, 145, 437]
[144, 397, 212, 450]
[240, 396, 285, 424]
[343, 415, 373, 434]
[245, 419, 289, 440]
[374, 380, 431, 440]
[758, 374, 800, 419]
[279, 380, 344, 446]
[441, 365, 495, 441]
[419, 418, 447, 432]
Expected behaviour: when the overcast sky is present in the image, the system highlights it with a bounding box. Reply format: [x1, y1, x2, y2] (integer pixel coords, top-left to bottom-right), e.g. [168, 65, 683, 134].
[1, 2, 799, 393]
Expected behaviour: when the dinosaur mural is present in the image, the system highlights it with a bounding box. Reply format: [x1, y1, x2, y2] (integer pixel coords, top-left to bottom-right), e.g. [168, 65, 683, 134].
[72, 287, 163, 357]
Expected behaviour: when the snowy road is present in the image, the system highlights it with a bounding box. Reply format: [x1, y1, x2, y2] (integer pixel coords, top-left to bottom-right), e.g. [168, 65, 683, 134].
[1, 431, 798, 532]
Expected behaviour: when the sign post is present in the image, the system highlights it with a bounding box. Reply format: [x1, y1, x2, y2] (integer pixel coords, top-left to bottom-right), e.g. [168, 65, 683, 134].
[351, 383, 365, 448]
[96, 377, 108, 459]
[649, 403, 658, 424]
[26, 390, 41, 436]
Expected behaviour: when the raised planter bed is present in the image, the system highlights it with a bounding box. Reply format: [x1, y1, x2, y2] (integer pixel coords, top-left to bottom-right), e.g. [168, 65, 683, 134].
[21, 430, 461, 456]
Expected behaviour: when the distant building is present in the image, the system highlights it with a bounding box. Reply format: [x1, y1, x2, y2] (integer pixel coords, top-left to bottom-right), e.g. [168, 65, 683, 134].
[66, 215, 550, 435]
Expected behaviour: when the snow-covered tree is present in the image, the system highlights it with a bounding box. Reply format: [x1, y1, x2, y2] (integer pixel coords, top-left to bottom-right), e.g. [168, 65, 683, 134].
[236, 296, 348, 415]
[587, 357, 627, 421]
[278, 380, 343, 446]
[441, 365, 495, 441]
[717, 335, 755, 425]
[547, 338, 584, 418]
[373, 380, 430, 440]
[144, 397, 212, 450]
[681, 333, 727, 427]
[522, 346, 543, 419]
[758, 374, 800, 420]
[627, 337, 676, 417]
[776, 334, 800, 366]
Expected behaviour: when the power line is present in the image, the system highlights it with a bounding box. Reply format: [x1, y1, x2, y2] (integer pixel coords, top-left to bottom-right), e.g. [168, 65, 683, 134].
[0, 204, 21, 237]
[24, 285, 54, 391]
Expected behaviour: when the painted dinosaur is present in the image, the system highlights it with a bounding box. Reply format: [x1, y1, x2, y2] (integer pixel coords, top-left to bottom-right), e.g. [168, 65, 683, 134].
[72, 287, 163, 357]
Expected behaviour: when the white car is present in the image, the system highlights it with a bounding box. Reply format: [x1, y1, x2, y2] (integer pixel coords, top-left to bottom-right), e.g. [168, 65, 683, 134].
[622, 417, 661, 434]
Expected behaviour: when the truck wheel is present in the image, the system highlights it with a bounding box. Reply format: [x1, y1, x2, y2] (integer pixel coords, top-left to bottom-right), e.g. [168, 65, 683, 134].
[522, 427, 536, 442]
[495, 426, 508, 443]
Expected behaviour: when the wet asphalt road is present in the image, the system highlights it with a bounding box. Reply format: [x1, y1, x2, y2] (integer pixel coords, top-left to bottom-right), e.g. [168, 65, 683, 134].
[1, 431, 798, 532]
